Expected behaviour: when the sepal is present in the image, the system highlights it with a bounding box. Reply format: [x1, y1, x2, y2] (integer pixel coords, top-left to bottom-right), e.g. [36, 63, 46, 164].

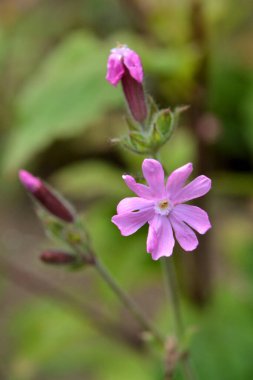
[36, 208, 94, 266]
[120, 106, 187, 155]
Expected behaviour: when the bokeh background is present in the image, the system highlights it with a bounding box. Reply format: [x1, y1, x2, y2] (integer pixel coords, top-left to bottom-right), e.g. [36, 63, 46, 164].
[0, 0, 252, 379]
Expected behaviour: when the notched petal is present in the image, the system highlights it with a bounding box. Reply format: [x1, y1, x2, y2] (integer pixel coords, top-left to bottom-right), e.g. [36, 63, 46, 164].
[123, 50, 143, 83]
[174, 175, 211, 203]
[172, 204, 211, 234]
[170, 213, 199, 252]
[106, 55, 124, 86]
[166, 162, 193, 200]
[142, 159, 165, 198]
[122, 174, 154, 199]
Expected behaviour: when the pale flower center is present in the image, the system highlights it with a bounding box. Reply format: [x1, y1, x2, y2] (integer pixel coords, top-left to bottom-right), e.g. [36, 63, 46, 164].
[154, 199, 172, 216]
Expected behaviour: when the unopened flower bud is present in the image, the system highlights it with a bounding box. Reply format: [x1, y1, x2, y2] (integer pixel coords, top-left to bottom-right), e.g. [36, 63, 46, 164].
[40, 250, 76, 265]
[19, 170, 75, 223]
[106, 45, 148, 123]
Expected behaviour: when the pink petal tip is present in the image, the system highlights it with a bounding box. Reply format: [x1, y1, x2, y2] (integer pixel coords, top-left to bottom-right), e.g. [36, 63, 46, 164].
[19, 170, 41, 192]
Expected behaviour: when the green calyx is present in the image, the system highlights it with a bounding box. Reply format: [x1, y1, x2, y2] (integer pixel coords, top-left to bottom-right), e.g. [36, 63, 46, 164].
[121, 97, 187, 156]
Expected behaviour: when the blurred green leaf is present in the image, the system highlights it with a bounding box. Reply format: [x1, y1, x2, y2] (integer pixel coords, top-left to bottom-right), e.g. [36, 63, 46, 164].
[8, 300, 92, 380]
[160, 128, 196, 172]
[0, 28, 7, 67]
[189, 290, 253, 380]
[51, 160, 128, 199]
[8, 299, 158, 380]
[2, 32, 122, 174]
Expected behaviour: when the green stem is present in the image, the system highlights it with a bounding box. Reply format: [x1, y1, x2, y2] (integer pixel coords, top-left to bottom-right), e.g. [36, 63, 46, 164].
[162, 258, 183, 339]
[95, 258, 165, 346]
[161, 258, 196, 380]
[63, 224, 164, 344]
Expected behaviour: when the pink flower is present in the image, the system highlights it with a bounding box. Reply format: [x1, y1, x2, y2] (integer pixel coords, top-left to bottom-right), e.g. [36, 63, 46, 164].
[106, 45, 143, 86]
[112, 159, 212, 260]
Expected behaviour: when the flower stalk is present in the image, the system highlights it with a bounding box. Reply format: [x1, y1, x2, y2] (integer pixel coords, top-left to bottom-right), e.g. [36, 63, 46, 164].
[162, 258, 196, 380]
[34, 193, 164, 345]
[161, 258, 183, 339]
[94, 258, 164, 345]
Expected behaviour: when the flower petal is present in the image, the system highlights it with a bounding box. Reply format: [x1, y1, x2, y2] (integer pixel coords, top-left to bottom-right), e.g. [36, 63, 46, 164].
[147, 215, 175, 260]
[146, 220, 157, 254]
[106, 54, 124, 86]
[123, 50, 143, 83]
[142, 159, 165, 198]
[173, 175, 211, 203]
[117, 197, 154, 214]
[172, 204, 211, 234]
[112, 208, 154, 236]
[166, 163, 193, 200]
[122, 175, 154, 199]
[170, 213, 198, 251]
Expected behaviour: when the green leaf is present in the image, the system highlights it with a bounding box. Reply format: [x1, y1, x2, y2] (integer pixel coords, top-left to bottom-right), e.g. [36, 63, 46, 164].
[2, 32, 122, 174]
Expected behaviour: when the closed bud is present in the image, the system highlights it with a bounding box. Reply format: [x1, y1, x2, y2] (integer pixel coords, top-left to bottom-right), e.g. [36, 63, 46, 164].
[106, 45, 148, 123]
[19, 170, 75, 223]
[40, 250, 76, 265]
[40, 250, 95, 266]
[121, 69, 147, 123]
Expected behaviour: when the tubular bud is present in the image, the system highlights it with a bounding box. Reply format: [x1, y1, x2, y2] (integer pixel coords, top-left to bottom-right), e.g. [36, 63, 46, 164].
[106, 45, 148, 123]
[121, 69, 147, 123]
[40, 250, 76, 265]
[19, 170, 75, 223]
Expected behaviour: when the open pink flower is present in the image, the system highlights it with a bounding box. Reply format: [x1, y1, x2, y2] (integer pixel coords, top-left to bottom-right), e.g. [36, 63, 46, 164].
[112, 159, 211, 260]
[106, 45, 143, 86]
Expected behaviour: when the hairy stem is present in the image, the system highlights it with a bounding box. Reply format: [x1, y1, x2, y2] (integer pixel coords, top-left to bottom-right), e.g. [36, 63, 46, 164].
[162, 258, 196, 380]
[94, 258, 165, 345]
[162, 258, 183, 339]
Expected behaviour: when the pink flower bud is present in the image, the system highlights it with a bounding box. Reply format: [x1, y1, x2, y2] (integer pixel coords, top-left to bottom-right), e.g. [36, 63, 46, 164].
[19, 170, 75, 223]
[106, 45, 148, 123]
[19, 170, 41, 192]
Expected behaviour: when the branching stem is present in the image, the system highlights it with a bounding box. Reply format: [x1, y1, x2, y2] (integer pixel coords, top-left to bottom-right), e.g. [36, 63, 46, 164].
[94, 258, 165, 346]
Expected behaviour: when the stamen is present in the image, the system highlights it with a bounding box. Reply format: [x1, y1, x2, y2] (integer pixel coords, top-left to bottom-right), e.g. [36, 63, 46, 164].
[154, 199, 171, 216]
[159, 200, 169, 209]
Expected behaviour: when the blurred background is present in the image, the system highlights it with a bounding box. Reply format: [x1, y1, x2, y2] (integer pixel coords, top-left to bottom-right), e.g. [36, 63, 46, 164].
[0, 0, 252, 379]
